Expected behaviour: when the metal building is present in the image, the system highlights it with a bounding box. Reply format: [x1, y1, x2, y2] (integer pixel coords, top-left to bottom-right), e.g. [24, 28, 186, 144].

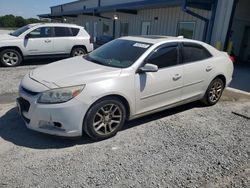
[39, 0, 250, 64]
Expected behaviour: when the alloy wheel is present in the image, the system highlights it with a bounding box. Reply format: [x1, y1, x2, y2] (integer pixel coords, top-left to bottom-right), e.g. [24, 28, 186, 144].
[208, 80, 223, 103]
[93, 103, 122, 135]
[2, 51, 19, 66]
[73, 49, 85, 56]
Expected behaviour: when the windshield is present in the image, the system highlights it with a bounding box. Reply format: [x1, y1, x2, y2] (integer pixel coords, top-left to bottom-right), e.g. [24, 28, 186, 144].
[85, 39, 152, 68]
[10, 25, 31, 37]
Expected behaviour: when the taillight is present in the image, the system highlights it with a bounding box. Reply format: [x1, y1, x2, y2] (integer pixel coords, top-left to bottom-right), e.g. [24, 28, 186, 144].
[229, 55, 235, 63]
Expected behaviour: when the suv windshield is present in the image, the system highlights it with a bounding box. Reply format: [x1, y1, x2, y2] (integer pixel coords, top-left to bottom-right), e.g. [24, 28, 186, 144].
[10, 25, 31, 37]
[85, 39, 151, 68]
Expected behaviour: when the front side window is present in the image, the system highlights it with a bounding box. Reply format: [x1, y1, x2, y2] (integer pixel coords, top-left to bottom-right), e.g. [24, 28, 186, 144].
[29, 27, 52, 38]
[182, 43, 212, 63]
[147, 44, 178, 69]
[177, 22, 195, 39]
[54, 27, 71, 37]
[86, 39, 151, 68]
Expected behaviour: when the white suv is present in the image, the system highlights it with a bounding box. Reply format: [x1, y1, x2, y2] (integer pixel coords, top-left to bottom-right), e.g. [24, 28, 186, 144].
[0, 23, 93, 67]
[18, 36, 233, 140]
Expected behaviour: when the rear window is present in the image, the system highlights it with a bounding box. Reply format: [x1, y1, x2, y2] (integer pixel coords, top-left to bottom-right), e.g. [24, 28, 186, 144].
[54, 27, 71, 37]
[71, 28, 80, 36]
[182, 43, 212, 63]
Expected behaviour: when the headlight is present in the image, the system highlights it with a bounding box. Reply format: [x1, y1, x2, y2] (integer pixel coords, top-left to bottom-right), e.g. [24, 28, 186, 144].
[38, 85, 85, 104]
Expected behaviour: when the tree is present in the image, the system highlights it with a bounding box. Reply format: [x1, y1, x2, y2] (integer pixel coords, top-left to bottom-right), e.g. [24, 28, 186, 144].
[15, 16, 27, 27]
[1, 15, 16, 27]
[0, 15, 45, 28]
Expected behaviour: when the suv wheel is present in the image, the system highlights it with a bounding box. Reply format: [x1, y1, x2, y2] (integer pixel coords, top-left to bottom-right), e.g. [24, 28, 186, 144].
[0, 49, 22, 67]
[71, 47, 86, 57]
[202, 78, 224, 106]
[83, 97, 126, 140]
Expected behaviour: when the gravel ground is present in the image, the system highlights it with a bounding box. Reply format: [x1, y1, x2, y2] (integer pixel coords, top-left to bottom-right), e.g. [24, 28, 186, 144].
[0, 100, 249, 187]
[0, 59, 59, 103]
[0, 61, 250, 187]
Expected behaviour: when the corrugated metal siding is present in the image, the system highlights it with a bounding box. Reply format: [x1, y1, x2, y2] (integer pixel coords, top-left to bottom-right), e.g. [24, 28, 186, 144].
[51, 6, 62, 15]
[62, 0, 98, 12]
[210, 0, 234, 47]
[99, 7, 210, 41]
[100, 0, 144, 7]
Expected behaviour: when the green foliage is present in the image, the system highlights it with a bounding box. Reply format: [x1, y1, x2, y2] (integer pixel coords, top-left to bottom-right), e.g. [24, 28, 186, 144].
[0, 15, 46, 28]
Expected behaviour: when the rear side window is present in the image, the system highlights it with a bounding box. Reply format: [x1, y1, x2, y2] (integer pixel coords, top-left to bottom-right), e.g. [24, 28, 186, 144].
[182, 43, 212, 63]
[71, 28, 80, 36]
[147, 44, 178, 69]
[54, 27, 71, 37]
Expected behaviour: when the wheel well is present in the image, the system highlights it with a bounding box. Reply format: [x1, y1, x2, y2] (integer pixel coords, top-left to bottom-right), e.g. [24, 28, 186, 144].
[0, 46, 23, 57]
[215, 75, 226, 86]
[71, 45, 87, 53]
[88, 95, 131, 120]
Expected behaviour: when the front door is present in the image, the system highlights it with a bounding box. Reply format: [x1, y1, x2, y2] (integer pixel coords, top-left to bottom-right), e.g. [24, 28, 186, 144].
[24, 26, 53, 55]
[135, 43, 183, 114]
[52, 27, 71, 54]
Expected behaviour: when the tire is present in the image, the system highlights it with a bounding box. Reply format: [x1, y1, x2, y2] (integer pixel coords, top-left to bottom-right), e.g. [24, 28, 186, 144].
[0, 49, 22, 67]
[83, 97, 127, 140]
[71, 47, 86, 57]
[201, 78, 225, 106]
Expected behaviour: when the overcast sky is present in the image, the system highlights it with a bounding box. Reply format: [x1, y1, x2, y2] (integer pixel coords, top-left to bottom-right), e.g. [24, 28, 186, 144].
[0, 0, 74, 18]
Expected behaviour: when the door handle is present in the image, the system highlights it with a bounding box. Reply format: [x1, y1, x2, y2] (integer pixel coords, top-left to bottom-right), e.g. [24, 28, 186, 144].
[173, 74, 182, 81]
[44, 40, 51, 43]
[206, 66, 213, 72]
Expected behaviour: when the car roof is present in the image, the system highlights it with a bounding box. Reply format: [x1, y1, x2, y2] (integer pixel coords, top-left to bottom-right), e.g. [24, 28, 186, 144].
[121, 35, 205, 45]
[28, 23, 81, 28]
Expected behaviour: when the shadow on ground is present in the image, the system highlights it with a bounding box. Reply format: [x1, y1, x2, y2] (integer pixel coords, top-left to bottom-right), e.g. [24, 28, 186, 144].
[0, 101, 205, 150]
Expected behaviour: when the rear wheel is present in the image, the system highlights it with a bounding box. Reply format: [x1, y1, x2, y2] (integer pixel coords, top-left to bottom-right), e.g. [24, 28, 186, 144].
[71, 47, 86, 57]
[83, 97, 126, 140]
[202, 78, 225, 106]
[0, 49, 22, 67]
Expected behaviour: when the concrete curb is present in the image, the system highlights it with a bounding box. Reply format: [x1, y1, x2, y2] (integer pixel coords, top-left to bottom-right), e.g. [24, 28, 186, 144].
[222, 87, 250, 101]
[226, 87, 250, 96]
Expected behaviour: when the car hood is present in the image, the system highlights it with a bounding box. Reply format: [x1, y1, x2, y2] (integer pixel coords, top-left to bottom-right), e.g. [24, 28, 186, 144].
[0, 34, 16, 41]
[29, 56, 122, 88]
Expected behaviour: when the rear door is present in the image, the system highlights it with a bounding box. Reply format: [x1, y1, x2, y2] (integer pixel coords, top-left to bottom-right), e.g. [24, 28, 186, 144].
[135, 43, 183, 114]
[51, 27, 72, 54]
[180, 42, 214, 100]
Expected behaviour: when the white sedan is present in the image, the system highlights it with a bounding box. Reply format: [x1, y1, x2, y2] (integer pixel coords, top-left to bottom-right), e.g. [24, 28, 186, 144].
[17, 36, 234, 140]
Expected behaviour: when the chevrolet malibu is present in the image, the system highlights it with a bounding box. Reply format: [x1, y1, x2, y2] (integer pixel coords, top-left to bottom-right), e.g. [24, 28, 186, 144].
[17, 36, 234, 140]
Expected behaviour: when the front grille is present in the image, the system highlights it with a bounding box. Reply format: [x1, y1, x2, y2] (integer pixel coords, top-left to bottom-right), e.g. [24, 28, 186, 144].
[18, 97, 30, 112]
[21, 87, 39, 96]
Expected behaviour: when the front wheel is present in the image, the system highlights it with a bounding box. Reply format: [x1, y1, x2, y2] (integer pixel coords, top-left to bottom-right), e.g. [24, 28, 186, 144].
[0, 49, 22, 67]
[83, 97, 127, 140]
[202, 78, 225, 106]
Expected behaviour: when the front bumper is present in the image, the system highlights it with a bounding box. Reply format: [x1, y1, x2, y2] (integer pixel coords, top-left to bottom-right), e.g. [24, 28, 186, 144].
[17, 86, 89, 137]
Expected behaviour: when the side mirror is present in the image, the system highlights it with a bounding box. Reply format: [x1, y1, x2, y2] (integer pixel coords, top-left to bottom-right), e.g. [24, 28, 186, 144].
[138, 63, 158, 73]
